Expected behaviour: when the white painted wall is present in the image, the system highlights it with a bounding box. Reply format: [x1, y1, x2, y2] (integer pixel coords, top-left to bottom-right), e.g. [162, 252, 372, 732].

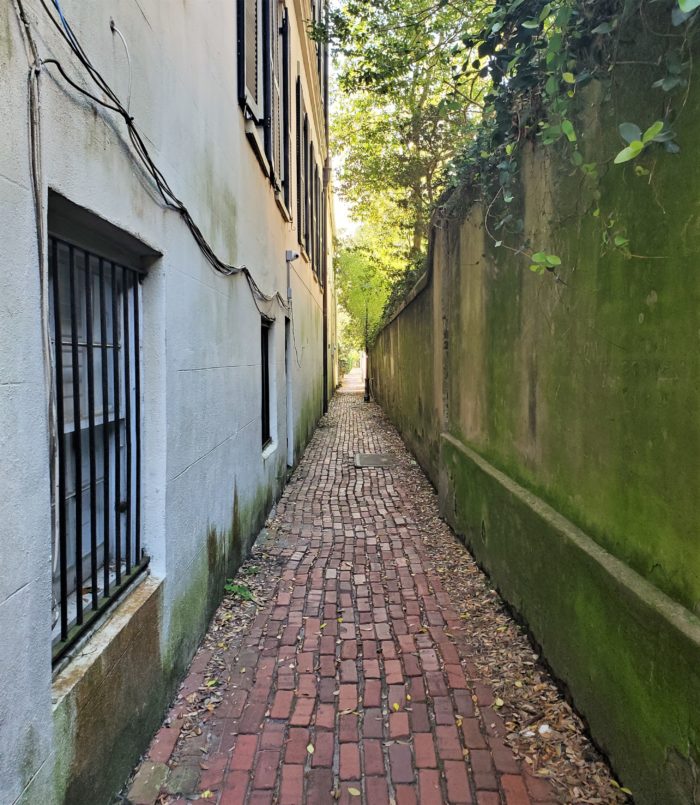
[0, 0, 332, 801]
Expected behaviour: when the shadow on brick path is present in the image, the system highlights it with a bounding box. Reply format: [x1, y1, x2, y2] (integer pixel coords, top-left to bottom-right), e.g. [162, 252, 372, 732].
[126, 381, 559, 805]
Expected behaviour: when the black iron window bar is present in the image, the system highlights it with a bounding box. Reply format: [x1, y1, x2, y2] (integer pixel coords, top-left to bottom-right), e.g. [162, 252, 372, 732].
[49, 236, 148, 666]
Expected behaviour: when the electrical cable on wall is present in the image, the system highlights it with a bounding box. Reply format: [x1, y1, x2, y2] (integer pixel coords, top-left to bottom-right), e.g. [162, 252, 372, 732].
[11, 0, 62, 592]
[34, 0, 290, 317]
[109, 19, 132, 114]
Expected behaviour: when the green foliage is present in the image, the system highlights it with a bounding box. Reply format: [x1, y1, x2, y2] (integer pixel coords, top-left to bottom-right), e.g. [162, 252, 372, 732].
[329, 0, 698, 307]
[224, 581, 254, 600]
[335, 237, 392, 351]
[331, 0, 482, 261]
[614, 121, 677, 163]
[330, 0, 489, 316]
[529, 252, 562, 273]
[338, 342, 360, 376]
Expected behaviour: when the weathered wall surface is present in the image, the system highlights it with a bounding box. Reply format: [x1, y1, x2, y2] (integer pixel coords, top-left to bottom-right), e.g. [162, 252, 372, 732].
[370, 36, 700, 805]
[372, 271, 440, 478]
[0, 0, 332, 802]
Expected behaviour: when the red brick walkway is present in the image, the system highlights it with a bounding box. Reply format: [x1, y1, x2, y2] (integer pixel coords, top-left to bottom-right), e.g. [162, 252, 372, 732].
[129, 379, 557, 805]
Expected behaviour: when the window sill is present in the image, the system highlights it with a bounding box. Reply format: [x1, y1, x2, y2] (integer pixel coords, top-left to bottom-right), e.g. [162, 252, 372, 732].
[52, 558, 151, 671]
[275, 192, 293, 223]
[262, 440, 278, 460]
[245, 119, 270, 177]
[52, 570, 158, 685]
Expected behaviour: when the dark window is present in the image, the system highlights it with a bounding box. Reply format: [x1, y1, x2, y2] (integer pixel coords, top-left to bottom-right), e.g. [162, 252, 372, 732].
[49, 236, 147, 665]
[261, 321, 271, 447]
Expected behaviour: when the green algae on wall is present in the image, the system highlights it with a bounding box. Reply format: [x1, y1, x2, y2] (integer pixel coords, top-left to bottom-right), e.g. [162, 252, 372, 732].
[42, 580, 167, 805]
[440, 434, 700, 805]
[372, 278, 439, 480]
[369, 22, 700, 805]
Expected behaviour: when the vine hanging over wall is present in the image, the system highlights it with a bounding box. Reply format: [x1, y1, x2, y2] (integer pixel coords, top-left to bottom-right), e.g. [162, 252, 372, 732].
[442, 0, 698, 279]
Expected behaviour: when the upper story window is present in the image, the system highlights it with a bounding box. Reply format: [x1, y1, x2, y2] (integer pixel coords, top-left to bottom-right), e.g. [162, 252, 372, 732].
[238, 2, 325, 280]
[238, 0, 291, 207]
[238, 0, 264, 121]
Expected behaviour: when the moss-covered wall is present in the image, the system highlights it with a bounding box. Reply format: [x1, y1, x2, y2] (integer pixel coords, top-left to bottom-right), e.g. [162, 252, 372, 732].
[370, 23, 700, 805]
[372, 271, 441, 480]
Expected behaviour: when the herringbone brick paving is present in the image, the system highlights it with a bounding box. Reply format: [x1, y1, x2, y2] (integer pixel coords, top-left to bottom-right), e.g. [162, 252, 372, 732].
[131, 376, 558, 804]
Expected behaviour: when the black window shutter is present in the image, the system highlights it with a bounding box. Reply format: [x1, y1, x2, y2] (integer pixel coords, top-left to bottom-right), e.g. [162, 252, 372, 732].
[315, 167, 321, 276]
[272, 1, 283, 189]
[296, 78, 305, 247]
[282, 11, 291, 209]
[263, 0, 274, 169]
[305, 131, 311, 254]
[321, 187, 326, 286]
[238, 0, 262, 118]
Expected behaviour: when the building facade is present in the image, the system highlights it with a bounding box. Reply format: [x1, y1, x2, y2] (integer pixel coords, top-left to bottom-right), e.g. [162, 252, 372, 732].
[0, 0, 335, 801]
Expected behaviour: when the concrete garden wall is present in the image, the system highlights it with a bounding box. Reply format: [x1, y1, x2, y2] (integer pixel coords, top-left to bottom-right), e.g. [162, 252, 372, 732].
[370, 30, 700, 805]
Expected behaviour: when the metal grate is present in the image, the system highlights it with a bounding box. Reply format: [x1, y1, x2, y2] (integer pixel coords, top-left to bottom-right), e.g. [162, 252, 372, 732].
[49, 236, 148, 665]
[354, 453, 393, 468]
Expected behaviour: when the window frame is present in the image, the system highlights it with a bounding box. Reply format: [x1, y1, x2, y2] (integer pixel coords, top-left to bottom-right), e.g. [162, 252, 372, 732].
[48, 233, 149, 667]
[237, 0, 265, 122]
[281, 7, 292, 211]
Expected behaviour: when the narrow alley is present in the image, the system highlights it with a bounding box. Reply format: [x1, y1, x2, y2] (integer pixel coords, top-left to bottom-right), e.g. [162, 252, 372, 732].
[125, 372, 623, 805]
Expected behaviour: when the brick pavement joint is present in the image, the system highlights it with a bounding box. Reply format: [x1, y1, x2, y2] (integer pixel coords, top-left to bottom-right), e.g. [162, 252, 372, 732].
[129, 385, 557, 805]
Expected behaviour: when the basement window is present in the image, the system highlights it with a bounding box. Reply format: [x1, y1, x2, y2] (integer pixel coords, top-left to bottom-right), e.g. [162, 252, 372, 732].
[48, 231, 149, 666]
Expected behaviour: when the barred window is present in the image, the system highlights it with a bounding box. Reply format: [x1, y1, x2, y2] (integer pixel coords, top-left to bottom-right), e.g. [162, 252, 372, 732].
[49, 236, 147, 664]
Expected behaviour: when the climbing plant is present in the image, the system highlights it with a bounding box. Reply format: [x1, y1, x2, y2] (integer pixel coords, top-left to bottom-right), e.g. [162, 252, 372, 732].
[445, 0, 696, 276]
[329, 0, 699, 315]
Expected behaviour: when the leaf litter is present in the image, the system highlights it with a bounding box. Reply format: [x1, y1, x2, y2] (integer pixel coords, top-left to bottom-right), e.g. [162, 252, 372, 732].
[375, 405, 631, 805]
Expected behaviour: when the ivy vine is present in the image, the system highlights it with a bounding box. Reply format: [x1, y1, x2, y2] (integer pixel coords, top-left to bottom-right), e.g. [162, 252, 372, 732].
[445, 0, 698, 278]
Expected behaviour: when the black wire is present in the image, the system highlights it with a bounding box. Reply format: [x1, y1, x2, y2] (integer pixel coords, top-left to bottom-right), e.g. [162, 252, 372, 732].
[42, 59, 122, 113]
[38, 0, 289, 312]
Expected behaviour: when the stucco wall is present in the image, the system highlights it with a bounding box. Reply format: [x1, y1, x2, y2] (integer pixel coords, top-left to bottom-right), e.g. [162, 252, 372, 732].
[371, 271, 440, 480]
[370, 28, 700, 805]
[0, 1, 331, 802]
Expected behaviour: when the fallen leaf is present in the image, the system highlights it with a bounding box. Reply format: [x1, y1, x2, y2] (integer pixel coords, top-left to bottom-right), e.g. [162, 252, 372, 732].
[348, 787, 361, 797]
[307, 743, 315, 754]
